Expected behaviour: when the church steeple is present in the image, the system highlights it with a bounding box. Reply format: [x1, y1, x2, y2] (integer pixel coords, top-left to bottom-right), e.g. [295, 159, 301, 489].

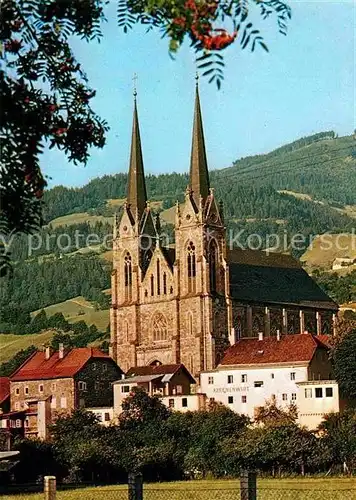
[189, 78, 210, 208]
[127, 93, 147, 221]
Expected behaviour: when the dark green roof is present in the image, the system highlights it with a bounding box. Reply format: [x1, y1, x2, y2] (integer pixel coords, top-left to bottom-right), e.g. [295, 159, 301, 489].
[228, 249, 337, 310]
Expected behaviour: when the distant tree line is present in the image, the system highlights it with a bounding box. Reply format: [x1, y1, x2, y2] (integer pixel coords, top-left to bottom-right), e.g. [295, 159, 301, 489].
[313, 270, 356, 305]
[0, 254, 110, 321]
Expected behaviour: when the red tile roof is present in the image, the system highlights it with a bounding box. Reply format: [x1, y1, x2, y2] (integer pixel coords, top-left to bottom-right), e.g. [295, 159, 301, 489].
[10, 348, 111, 382]
[0, 377, 10, 405]
[220, 334, 331, 366]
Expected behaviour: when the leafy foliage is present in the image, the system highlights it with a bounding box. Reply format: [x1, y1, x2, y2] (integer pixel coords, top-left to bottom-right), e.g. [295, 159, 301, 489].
[1, 0, 109, 274]
[11, 390, 356, 484]
[117, 0, 291, 88]
[332, 329, 356, 401]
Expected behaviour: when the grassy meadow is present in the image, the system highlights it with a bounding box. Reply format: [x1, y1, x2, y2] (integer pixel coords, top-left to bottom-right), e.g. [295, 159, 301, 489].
[2, 478, 356, 500]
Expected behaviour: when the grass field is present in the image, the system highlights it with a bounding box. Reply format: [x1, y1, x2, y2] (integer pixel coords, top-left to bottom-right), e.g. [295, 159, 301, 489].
[3, 478, 356, 500]
[0, 331, 54, 362]
[0, 297, 110, 361]
[300, 233, 356, 270]
[48, 212, 113, 228]
[31, 296, 110, 331]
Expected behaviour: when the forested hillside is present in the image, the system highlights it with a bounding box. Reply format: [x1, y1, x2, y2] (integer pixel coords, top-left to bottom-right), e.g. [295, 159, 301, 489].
[42, 132, 355, 221]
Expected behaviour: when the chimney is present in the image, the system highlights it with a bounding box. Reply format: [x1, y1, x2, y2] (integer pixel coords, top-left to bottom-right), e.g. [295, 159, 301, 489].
[58, 343, 64, 359]
[258, 332, 263, 341]
[45, 346, 52, 360]
[276, 329, 281, 341]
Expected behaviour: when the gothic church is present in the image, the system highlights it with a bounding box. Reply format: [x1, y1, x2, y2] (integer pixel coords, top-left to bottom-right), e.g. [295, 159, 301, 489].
[110, 85, 337, 377]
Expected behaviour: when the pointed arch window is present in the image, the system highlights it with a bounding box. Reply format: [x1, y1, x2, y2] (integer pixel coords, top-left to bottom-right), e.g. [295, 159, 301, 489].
[163, 273, 167, 295]
[209, 240, 218, 293]
[157, 259, 161, 295]
[187, 242, 196, 292]
[124, 252, 132, 301]
[150, 275, 154, 296]
[152, 312, 168, 341]
[252, 316, 262, 337]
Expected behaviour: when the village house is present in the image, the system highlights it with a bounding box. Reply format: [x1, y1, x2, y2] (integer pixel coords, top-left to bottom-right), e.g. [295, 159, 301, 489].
[113, 363, 206, 415]
[0, 377, 25, 450]
[200, 333, 339, 429]
[9, 345, 123, 439]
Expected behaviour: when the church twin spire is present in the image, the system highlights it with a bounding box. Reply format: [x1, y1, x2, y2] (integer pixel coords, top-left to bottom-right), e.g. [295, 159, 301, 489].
[125, 80, 210, 220]
[127, 95, 147, 222]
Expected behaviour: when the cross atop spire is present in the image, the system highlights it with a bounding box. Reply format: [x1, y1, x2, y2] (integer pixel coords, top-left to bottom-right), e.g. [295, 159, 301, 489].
[127, 93, 147, 221]
[189, 80, 210, 208]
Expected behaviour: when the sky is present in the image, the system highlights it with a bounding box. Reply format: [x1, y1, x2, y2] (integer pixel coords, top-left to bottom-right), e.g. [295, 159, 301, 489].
[42, 1, 355, 188]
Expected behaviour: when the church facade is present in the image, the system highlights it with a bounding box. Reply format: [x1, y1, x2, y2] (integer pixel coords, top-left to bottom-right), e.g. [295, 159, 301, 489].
[110, 86, 338, 377]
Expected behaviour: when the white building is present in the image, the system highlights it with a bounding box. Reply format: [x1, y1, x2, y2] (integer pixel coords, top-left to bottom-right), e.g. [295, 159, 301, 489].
[113, 364, 206, 415]
[200, 333, 337, 428]
[86, 407, 115, 426]
[297, 380, 340, 429]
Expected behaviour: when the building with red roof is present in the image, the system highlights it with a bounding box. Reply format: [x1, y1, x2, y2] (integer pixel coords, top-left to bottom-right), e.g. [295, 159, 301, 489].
[9, 345, 123, 439]
[0, 378, 10, 414]
[200, 333, 339, 429]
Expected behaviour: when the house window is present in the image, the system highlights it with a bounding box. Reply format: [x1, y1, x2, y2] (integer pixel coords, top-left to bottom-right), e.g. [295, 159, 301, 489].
[14, 402, 20, 411]
[51, 382, 56, 391]
[25, 418, 29, 428]
[92, 363, 97, 371]
[25, 386, 29, 395]
[241, 395, 247, 404]
[104, 412, 111, 421]
[291, 393, 297, 401]
[208, 376, 214, 385]
[60, 397, 67, 409]
[227, 375, 233, 384]
[290, 372, 296, 381]
[305, 388, 312, 398]
[168, 399, 175, 408]
[182, 398, 188, 408]
[94, 381, 100, 391]
[78, 381, 87, 391]
[282, 394, 288, 401]
[315, 387, 323, 398]
[16, 419, 22, 428]
[121, 385, 130, 393]
[228, 396, 234, 404]
[51, 397, 56, 409]
[39, 384, 44, 393]
[271, 373, 275, 379]
[241, 374, 247, 383]
[102, 364, 107, 372]
[254, 381, 263, 388]
[15, 387, 20, 396]
[176, 385, 183, 395]
[326, 387, 333, 398]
